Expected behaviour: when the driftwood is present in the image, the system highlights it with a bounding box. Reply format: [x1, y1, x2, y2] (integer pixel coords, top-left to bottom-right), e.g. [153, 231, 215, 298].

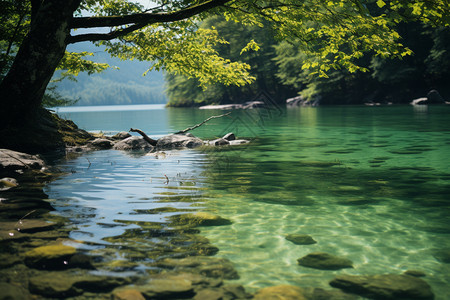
[129, 128, 158, 146]
[130, 112, 231, 146]
[174, 112, 231, 134]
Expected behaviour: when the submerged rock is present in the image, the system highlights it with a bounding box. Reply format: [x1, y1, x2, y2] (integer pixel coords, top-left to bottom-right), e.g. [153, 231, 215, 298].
[253, 285, 307, 300]
[432, 248, 450, 263]
[2, 219, 56, 233]
[170, 212, 232, 227]
[302, 287, 359, 299]
[29, 272, 128, 298]
[156, 134, 203, 149]
[193, 284, 249, 300]
[297, 252, 353, 270]
[24, 244, 76, 269]
[0, 282, 32, 300]
[112, 289, 146, 300]
[285, 234, 317, 245]
[113, 136, 153, 151]
[139, 274, 195, 299]
[156, 256, 239, 280]
[329, 274, 434, 300]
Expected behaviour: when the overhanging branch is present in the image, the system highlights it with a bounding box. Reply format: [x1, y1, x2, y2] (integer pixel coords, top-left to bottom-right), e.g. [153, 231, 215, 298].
[67, 23, 144, 43]
[70, 0, 232, 29]
[68, 0, 232, 43]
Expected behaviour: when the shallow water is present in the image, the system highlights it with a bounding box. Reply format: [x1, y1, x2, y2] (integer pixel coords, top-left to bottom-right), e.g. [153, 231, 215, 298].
[43, 104, 450, 298]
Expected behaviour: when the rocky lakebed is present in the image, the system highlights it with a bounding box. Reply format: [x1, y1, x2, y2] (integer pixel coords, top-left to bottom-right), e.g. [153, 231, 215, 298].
[0, 130, 440, 300]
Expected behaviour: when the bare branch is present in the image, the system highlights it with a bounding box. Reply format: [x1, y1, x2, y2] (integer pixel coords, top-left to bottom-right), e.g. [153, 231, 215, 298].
[175, 112, 231, 134]
[129, 128, 158, 146]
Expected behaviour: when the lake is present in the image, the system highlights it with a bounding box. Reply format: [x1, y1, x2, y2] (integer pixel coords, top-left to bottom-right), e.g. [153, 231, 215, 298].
[18, 104, 450, 298]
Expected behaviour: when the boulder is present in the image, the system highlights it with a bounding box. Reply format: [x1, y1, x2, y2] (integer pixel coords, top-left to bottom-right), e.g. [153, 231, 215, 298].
[427, 89, 445, 103]
[253, 285, 307, 300]
[285, 234, 317, 245]
[156, 134, 203, 149]
[112, 131, 132, 140]
[229, 139, 250, 145]
[113, 136, 153, 151]
[297, 252, 353, 270]
[0, 149, 46, 173]
[91, 138, 113, 149]
[242, 101, 265, 109]
[210, 138, 230, 146]
[199, 104, 243, 110]
[286, 95, 320, 107]
[411, 90, 446, 105]
[329, 274, 434, 300]
[222, 132, 236, 141]
[411, 97, 429, 105]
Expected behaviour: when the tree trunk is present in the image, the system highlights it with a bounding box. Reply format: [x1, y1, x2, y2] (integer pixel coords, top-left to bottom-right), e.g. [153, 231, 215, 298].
[0, 0, 81, 129]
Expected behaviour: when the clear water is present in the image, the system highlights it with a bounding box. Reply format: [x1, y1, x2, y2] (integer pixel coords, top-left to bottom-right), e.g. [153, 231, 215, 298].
[47, 104, 450, 298]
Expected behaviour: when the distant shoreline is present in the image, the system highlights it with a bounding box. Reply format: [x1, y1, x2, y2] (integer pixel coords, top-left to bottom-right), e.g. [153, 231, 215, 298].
[52, 103, 166, 113]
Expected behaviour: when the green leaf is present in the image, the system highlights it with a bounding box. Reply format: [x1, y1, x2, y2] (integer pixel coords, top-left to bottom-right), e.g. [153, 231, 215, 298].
[376, 0, 386, 8]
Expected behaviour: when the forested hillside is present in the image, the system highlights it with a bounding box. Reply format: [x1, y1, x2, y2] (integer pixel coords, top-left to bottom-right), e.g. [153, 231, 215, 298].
[53, 42, 167, 106]
[166, 17, 450, 106]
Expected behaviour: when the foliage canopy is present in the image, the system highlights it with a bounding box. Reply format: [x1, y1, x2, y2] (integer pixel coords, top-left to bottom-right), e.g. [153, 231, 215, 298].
[1, 0, 449, 102]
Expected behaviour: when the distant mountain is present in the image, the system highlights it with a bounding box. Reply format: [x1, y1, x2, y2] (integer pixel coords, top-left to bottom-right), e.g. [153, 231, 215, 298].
[54, 42, 167, 106]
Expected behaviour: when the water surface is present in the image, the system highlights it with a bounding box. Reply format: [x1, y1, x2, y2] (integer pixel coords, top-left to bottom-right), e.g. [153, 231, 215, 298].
[47, 104, 450, 298]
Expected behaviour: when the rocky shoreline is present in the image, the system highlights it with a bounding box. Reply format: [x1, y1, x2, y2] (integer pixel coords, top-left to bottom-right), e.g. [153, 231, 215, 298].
[0, 134, 438, 299]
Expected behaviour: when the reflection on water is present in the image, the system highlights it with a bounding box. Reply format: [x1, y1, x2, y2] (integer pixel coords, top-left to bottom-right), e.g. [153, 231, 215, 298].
[45, 150, 212, 273]
[18, 105, 450, 298]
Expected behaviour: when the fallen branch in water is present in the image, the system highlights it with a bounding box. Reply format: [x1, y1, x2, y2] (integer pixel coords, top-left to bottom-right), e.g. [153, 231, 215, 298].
[129, 128, 158, 146]
[129, 112, 231, 147]
[174, 112, 231, 134]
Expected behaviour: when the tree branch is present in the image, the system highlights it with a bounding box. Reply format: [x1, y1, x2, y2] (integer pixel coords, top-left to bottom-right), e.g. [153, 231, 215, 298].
[67, 23, 144, 44]
[70, 0, 232, 29]
[174, 112, 231, 134]
[68, 0, 232, 43]
[129, 128, 158, 146]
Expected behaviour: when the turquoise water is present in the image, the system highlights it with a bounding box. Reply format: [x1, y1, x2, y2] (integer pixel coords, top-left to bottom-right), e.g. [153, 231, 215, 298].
[48, 104, 450, 298]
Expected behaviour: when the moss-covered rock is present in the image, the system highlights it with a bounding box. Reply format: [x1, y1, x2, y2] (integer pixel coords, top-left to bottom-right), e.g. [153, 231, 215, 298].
[24, 244, 76, 269]
[0, 282, 32, 300]
[112, 289, 146, 300]
[253, 285, 307, 300]
[156, 256, 239, 280]
[297, 252, 353, 270]
[28, 272, 129, 297]
[285, 234, 317, 245]
[329, 274, 434, 300]
[170, 212, 232, 227]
